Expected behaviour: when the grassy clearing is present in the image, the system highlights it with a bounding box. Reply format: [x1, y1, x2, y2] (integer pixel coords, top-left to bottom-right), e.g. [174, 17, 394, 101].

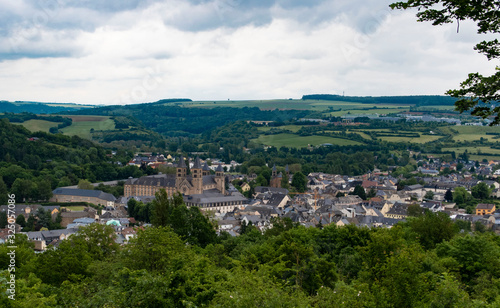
[442, 147, 500, 155]
[60, 116, 115, 139]
[253, 133, 363, 148]
[470, 154, 500, 161]
[176, 99, 413, 112]
[346, 130, 372, 139]
[257, 125, 307, 133]
[449, 125, 500, 142]
[379, 135, 442, 144]
[15, 119, 61, 133]
[326, 108, 409, 117]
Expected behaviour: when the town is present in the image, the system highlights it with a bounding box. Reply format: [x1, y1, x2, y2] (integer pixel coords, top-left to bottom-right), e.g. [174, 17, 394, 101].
[3, 153, 499, 252]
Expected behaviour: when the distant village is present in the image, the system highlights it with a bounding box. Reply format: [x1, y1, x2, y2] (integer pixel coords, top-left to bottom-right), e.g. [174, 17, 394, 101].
[1, 153, 500, 252]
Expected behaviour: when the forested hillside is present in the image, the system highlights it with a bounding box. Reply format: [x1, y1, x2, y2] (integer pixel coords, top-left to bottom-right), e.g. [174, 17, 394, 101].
[65, 103, 313, 135]
[0, 119, 153, 203]
[0, 101, 87, 114]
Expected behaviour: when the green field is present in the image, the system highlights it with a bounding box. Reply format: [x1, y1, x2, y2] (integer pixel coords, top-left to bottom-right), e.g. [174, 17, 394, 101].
[167, 99, 413, 113]
[253, 133, 363, 148]
[60, 115, 115, 139]
[327, 107, 409, 117]
[442, 146, 500, 155]
[16, 119, 61, 133]
[258, 125, 307, 133]
[346, 130, 372, 139]
[449, 125, 500, 142]
[379, 135, 442, 144]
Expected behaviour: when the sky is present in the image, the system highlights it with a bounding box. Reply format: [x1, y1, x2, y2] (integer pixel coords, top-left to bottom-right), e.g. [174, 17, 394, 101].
[0, 0, 496, 105]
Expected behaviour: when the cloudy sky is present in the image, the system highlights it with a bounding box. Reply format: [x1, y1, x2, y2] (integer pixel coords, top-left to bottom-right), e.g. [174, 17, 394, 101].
[0, 0, 495, 105]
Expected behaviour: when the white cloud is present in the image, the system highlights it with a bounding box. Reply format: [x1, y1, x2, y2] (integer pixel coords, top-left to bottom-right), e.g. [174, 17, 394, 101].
[0, 0, 496, 104]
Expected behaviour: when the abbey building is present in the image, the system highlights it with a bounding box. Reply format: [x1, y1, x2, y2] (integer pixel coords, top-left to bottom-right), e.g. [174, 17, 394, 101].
[124, 156, 225, 197]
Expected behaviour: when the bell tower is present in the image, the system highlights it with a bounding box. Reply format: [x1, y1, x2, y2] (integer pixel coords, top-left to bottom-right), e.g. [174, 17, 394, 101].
[175, 155, 187, 190]
[215, 164, 225, 195]
[192, 157, 203, 194]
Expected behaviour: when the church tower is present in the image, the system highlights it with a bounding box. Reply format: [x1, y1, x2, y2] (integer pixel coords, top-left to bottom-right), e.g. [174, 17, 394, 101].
[175, 155, 187, 189]
[270, 164, 282, 188]
[202, 162, 210, 176]
[215, 164, 225, 195]
[192, 157, 203, 194]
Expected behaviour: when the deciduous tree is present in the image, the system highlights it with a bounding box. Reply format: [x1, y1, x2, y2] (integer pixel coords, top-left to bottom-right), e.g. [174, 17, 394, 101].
[391, 0, 500, 124]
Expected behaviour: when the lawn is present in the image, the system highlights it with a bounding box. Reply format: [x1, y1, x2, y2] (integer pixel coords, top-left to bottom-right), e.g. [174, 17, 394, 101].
[253, 133, 363, 148]
[60, 116, 115, 139]
[15, 119, 61, 133]
[62, 206, 86, 211]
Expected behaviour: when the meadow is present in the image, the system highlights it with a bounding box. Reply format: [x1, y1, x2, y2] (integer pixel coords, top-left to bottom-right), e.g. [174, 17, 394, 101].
[60, 115, 115, 139]
[16, 119, 61, 133]
[450, 125, 500, 142]
[253, 133, 363, 148]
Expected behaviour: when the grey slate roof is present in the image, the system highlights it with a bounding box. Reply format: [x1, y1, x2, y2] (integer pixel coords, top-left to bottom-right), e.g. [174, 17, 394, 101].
[255, 186, 289, 194]
[177, 156, 187, 168]
[267, 194, 288, 207]
[185, 191, 248, 205]
[215, 164, 224, 172]
[52, 188, 116, 202]
[193, 157, 202, 169]
[202, 163, 210, 171]
[128, 174, 177, 187]
[202, 175, 217, 185]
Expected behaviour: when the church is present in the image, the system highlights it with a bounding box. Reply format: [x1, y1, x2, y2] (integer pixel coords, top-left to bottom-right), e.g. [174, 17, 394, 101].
[124, 156, 225, 197]
[124, 156, 248, 213]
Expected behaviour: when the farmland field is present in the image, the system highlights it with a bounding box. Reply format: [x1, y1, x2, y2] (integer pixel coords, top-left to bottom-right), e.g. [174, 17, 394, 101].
[257, 125, 307, 133]
[378, 135, 442, 144]
[60, 115, 115, 139]
[449, 125, 500, 142]
[346, 130, 372, 139]
[168, 99, 414, 112]
[442, 147, 500, 155]
[253, 133, 363, 148]
[326, 107, 409, 117]
[15, 119, 61, 133]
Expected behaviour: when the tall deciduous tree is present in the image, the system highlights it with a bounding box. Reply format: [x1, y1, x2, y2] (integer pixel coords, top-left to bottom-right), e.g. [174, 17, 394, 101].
[444, 188, 454, 202]
[471, 182, 492, 199]
[391, 0, 500, 124]
[291, 172, 307, 193]
[77, 179, 94, 190]
[352, 185, 367, 200]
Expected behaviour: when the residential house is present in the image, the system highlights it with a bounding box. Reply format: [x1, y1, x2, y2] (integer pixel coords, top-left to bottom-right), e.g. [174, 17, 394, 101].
[384, 203, 408, 219]
[476, 203, 496, 216]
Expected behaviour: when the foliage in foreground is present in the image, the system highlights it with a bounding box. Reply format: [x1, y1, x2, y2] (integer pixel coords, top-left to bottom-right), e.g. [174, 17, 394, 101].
[3, 210, 500, 307]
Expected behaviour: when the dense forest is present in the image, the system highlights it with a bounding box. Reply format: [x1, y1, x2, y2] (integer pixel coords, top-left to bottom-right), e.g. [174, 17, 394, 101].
[65, 103, 313, 136]
[1, 192, 500, 307]
[0, 101, 84, 114]
[0, 119, 155, 203]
